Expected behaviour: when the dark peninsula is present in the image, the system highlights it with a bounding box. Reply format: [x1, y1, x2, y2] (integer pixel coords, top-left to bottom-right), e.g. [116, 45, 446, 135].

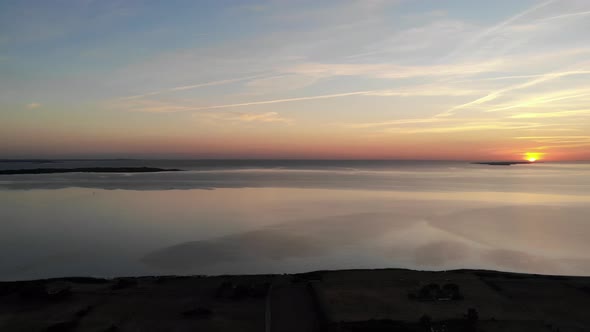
[0, 167, 182, 175]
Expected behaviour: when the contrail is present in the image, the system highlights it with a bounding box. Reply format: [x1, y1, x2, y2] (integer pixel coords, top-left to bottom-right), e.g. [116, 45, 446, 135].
[187, 90, 376, 111]
[436, 69, 590, 117]
[446, 0, 556, 59]
[539, 10, 590, 22]
[120, 74, 268, 100]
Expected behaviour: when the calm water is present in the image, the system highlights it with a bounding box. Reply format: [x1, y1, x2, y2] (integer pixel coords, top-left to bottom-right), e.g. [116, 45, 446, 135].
[1, 160, 590, 281]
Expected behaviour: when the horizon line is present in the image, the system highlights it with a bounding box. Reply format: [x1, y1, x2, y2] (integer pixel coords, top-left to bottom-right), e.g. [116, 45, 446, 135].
[0, 157, 587, 163]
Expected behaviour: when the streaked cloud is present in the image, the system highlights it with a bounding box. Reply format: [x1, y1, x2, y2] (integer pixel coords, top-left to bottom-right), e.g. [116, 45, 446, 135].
[194, 111, 293, 125]
[116, 85, 481, 114]
[395, 121, 555, 134]
[239, 74, 320, 96]
[538, 9, 590, 22]
[285, 60, 504, 80]
[237, 112, 292, 123]
[2, 0, 590, 159]
[446, 0, 556, 60]
[120, 74, 268, 100]
[339, 118, 446, 129]
[438, 70, 590, 117]
[25, 102, 41, 109]
[509, 110, 590, 119]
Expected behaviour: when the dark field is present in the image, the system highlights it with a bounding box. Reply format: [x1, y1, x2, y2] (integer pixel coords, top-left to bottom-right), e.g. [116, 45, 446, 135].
[1, 269, 589, 331]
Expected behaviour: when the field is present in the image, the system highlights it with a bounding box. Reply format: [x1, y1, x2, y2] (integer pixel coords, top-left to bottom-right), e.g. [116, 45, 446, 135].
[1, 269, 589, 331]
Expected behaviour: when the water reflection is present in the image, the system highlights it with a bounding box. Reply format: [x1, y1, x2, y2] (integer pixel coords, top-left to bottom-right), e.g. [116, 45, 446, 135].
[1, 162, 590, 280]
[143, 204, 590, 276]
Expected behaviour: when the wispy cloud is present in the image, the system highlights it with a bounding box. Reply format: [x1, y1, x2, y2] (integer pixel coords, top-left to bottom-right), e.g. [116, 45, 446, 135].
[537, 9, 590, 22]
[241, 74, 319, 96]
[437, 70, 590, 117]
[446, 0, 556, 60]
[5, 0, 590, 159]
[194, 111, 293, 125]
[117, 85, 481, 114]
[394, 121, 555, 134]
[120, 74, 268, 100]
[514, 135, 590, 149]
[515, 135, 590, 142]
[486, 89, 590, 113]
[339, 118, 445, 129]
[113, 99, 195, 113]
[170, 91, 377, 112]
[285, 60, 504, 80]
[237, 112, 292, 123]
[509, 110, 590, 119]
[25, 102, 41, 109]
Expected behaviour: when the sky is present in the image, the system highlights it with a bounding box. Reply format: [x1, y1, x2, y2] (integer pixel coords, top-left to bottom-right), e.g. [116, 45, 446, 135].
[1, 0, 590, 160]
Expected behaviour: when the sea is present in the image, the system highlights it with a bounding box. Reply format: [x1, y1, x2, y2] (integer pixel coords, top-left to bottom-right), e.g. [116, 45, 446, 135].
[1, 159, 589, 281]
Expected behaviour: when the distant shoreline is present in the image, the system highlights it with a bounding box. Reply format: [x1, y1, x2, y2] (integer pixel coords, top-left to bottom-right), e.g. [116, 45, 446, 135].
[0, 167, 183, 175]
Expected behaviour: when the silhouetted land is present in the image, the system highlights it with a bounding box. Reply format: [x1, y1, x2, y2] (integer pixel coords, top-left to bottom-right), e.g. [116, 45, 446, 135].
[472, 161, 533, 166]
[1, 268, 588, 331]
[0, 159, 56, 164]
[0, 167, 182, 175]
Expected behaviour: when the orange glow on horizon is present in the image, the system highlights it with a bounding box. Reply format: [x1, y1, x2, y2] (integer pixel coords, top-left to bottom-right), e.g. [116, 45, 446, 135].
[524, 152, 543, 162]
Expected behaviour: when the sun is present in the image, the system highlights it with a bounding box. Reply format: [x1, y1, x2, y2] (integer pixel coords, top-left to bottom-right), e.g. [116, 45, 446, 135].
[524, 152, 542, 163]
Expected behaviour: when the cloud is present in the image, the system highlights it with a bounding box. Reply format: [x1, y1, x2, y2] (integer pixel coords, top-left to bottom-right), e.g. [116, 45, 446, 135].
[169, 93, 360, 113]
[341, 115, 567, 135]
[339, 118, 445, 129]
[509, 109, 590, 119]
[265, 0, 396, 25]
[484, 88, 590, 113]
[25, 102, 41, 109]
[390, 121, 555, 134]
[117, 84, 482, 114]
[241, 74, 319, 95]
[238, 112, 292, 123]
[515, 135, 590, 141]
[112, 99, 195, 113]
[437, 70, 590, 117]
[344, 19, 473, 61]
[514, 135, 590, 149]
[285, 60, 504, 80]
[7, 0, 590, 160]
[120, 74, 267, 100]
[446, 0, 556, 60]
[537, 9, 590, 22]
[192, 111, 293, 125]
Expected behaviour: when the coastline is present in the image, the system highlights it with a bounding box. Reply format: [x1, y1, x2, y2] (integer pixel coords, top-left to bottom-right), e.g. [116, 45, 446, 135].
[0, 167, 183, 175]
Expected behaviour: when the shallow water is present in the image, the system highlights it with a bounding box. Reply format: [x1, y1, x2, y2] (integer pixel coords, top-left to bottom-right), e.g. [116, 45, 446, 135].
[1, 160, 590, 280]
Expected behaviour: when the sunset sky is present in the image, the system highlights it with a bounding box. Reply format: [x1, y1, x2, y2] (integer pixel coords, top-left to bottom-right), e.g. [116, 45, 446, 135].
[1, 0, 590, 160]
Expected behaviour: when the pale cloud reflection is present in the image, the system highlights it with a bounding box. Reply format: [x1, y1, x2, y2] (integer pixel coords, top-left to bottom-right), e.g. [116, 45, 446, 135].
[143, 205, 590, 276]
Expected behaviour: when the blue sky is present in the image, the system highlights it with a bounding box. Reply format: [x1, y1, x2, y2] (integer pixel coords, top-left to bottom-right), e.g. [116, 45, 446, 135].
[1, 0, 590, 159]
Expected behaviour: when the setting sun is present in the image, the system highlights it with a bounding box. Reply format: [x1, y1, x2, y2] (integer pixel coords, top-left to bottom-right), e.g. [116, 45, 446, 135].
[524, 152, 543, 162]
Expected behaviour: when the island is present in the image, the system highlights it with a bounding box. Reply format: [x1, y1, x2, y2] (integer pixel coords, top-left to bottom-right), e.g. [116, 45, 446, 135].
[0, 167, 183, 175]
